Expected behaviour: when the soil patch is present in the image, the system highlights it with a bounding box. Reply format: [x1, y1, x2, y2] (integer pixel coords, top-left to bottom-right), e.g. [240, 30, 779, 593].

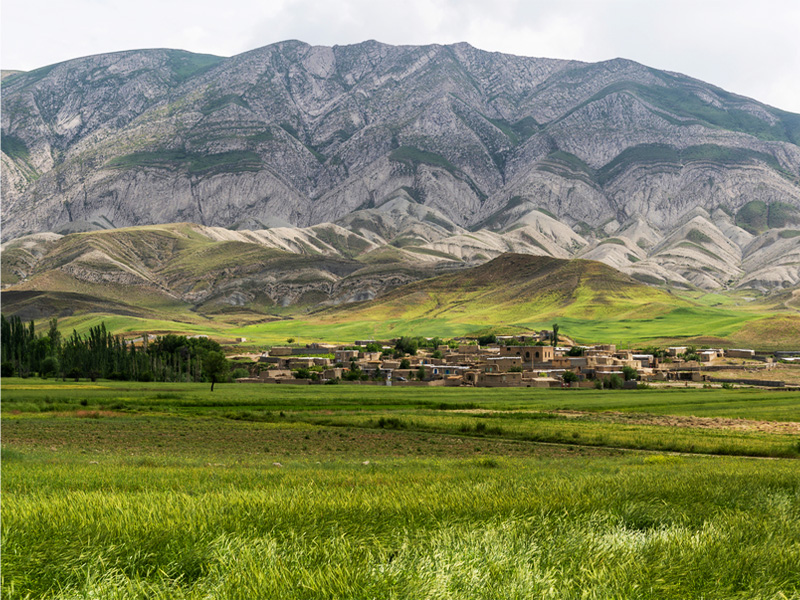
[552, 410, 800, 435]
[451, 408, 800, 435]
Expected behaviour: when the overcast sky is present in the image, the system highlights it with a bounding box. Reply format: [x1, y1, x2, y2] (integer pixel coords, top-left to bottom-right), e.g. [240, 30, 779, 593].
[3, 0, 799, 113]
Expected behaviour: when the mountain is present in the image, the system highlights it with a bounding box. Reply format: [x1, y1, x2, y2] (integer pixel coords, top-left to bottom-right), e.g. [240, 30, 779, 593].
[2, 41, 800, 292]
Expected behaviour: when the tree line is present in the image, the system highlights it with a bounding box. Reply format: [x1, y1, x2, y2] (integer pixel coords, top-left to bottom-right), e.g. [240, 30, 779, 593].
[1, 315, 229, 385]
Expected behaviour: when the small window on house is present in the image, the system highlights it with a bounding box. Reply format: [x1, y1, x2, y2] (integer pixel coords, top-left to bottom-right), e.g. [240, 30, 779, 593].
[535, 351, 540, 358]
[525, 351, 530, 359]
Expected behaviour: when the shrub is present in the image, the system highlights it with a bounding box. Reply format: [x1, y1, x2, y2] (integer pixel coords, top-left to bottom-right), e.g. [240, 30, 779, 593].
[562, 370, 578, 383]
[395, 337, 419, 356]
[230, 367, 250, 380]
[39, 356, 59, 379]
[622, 366, 639, 381]
[603, 375, 624, 389]
[477, 334, 496, 346]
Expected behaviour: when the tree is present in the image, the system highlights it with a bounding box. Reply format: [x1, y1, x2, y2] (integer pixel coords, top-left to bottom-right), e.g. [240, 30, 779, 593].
[621, 366, 638, 381]
[294, 367, 312, 380]
[562, 370, 578, 384]
[203, 351, 229, 391]
[416, 366, 426, 381]
[477, 333, 496, 346]
[286, 338, 295, 344]
[552, 323, 560, 347]
[47, 318, 61, 356]
[426, 337, 443, 350]
[40, 356, 59, 379]
[230, 367, 250, 380]
[399, 358, 411, 369]
[395, 337, 419, 356]
[431, 350, 443, 359]
[567, 346, 584, 357]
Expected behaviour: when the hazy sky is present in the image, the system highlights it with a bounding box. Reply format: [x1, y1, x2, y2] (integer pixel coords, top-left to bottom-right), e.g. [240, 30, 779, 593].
[3, 0, 799, 113]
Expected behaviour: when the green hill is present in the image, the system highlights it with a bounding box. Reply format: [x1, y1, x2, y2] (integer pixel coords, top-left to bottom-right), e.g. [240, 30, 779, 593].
[3, 244, 798, 348]
[236, 254, 797, 347]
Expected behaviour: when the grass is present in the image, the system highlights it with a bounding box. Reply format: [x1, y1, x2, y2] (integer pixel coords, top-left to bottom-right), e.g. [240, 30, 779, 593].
[2, 380, 800, 598]
[595, 143, 787, 186]
[565, 77, 799, 145]
[44, 293, 792, 349]
[105, 150, 262, 175]
[599, 237, 626, 246]
[200, 93, 248, 115]
[0, 133, 30, 161]
[165, 50, 225, 83]
[686, 229, 713, 244]
[389, 146, 459, 175]
[737, 200, 769, 234]
[735, 201, 800, 234]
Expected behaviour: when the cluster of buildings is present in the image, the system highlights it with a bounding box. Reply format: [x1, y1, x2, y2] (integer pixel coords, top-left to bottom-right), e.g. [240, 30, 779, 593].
[234, 335, 769, 388]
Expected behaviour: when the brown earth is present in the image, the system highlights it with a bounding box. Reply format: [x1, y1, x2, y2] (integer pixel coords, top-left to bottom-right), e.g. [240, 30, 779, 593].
[553, 410, 800, 435]
[452, 408, 800, 435]
[1, 414, 618, 459]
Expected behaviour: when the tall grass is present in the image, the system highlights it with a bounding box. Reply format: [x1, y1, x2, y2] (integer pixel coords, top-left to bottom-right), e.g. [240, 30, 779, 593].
[3, 455, 799, 599]
[3, 382, 799, 598]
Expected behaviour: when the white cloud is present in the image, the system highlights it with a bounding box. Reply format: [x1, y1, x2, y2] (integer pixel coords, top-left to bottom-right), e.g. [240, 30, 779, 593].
[2, 0, 799, 112]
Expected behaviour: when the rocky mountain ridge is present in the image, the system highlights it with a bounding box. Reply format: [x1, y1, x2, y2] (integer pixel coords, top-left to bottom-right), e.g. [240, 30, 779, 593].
[3, 40, 800, 292]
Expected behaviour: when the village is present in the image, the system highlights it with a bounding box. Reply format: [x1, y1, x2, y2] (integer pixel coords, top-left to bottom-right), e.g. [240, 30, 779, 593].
[232, 331, 791, 389]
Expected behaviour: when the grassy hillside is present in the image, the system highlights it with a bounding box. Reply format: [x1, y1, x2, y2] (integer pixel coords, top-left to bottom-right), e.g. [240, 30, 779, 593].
[5, 247, 798, 348]
[234, 254, 789, 347]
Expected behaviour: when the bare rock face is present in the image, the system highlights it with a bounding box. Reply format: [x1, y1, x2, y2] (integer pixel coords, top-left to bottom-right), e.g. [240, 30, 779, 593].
[3, 41, 800, 292]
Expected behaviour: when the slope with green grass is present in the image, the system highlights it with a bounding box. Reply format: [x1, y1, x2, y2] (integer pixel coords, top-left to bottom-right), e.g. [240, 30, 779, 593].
[5, 244, 797, 347]
[236, 254, 781, 346]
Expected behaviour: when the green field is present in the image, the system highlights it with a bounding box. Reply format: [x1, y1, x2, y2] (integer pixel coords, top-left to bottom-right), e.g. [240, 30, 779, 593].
[2, 380, 800, 598]
[48, 299, 796, 350]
